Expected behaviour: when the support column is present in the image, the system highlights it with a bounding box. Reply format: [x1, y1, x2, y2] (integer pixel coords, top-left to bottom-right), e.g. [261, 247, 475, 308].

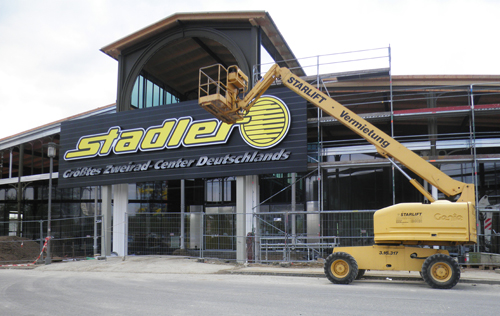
[112, 183, 128, 256]
[236, 176, 246, 263]
[101, 185, 112, 256]
[307, 201, 320, 243]
[245, 175, 259, 234]
[236, 175, 259, 263]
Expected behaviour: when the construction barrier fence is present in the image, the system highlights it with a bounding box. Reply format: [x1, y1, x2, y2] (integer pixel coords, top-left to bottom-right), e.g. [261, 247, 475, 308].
[125, 210, 373, 262]
[125, 210, 500, 265]
[0, 215, 102, 265]
[2, 210, 499, 266]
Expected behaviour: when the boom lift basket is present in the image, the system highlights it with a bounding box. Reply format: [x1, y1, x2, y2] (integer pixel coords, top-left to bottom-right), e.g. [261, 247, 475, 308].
[198, 64, 249, 124]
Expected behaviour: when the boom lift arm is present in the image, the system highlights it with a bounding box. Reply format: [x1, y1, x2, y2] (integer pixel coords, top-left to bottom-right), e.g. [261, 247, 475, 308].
[199, 63, 475, 205]
[199, 63, 477, 289]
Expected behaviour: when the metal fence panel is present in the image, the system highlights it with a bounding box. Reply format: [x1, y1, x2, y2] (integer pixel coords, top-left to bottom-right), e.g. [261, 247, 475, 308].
[253, 210, 374, 262]
[4, 210, 497, 265]
[125, 210, 376, 263]
[0, 215, 102, 265]
[202, 213, 236, 260]
[127, 212, 202, 257]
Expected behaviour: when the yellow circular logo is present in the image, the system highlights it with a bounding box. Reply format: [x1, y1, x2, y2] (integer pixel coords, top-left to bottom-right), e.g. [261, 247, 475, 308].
[239, 96, 291, 149]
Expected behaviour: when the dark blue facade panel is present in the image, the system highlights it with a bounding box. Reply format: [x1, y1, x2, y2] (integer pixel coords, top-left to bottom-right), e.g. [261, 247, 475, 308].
[59, 88, 307, 188]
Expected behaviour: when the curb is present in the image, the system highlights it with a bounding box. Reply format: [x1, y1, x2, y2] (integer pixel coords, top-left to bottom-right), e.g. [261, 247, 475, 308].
[223, 270, 500, 285]
[0, 265, 38, 270]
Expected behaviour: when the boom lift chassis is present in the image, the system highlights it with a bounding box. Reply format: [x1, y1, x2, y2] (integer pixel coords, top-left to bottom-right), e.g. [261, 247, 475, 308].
[199, 64, 477, 289]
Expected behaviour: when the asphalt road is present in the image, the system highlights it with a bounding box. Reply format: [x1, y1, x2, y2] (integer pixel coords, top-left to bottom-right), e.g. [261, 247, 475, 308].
[1, 269, 499, 316]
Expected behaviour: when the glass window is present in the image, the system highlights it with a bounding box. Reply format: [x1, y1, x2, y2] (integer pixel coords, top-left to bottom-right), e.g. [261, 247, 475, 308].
[130, 75, 180, 110]
[138, 76, 144, 108]
[146, 80, 153, 108]
[323, 167, 393, 210]
[24, 187, 34, 200]
[6, 188, 16, 200]
[206, 179, 221, 202]
[131, 77, 140, 108]
[206, 178, 235, 203]
[153, 85, 160, 107]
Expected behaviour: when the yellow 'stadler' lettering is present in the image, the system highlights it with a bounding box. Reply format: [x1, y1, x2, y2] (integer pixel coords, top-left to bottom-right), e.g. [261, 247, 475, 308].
[167, 117, 192, 148]
[64, 127, 120, 160]
[141, 119, 176, 151]
[114, 129, 144, 154]
[63, 109, 283, 161]
[184, 120, 233, 146]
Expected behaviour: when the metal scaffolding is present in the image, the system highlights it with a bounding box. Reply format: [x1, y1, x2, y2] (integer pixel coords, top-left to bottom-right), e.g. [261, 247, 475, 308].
[253, 47, 500, 254]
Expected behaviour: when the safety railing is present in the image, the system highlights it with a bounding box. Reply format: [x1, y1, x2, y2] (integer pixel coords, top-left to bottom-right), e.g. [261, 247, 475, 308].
[199, 64, 229, 101]
[259, 236, 339, 262]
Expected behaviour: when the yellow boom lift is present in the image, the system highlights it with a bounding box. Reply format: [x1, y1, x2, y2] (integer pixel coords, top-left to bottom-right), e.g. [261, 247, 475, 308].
[198, 64, 477, 289]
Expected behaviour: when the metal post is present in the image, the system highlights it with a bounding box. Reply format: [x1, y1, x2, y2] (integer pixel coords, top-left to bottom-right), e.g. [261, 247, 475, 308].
[180, 179, 185, 249]
[9, 148, 12, 178]
[316, 55, 323, 215]
[291, 173, 296, 241]
[45, 142, 56, 264]
[200, 213, 204, 259]
[389, 45, 396, 205]
[284, 209, 288, 262]
[470, 84, 479, 252]
[124, 212, 128, 259]
[102, 227, 106, 260]
[93, 186, 98, 257]
[16, 144, 23, 237]
[45, 153, 53, 264]
[45, 142, 56, 265]
[40, 220, 44, 258]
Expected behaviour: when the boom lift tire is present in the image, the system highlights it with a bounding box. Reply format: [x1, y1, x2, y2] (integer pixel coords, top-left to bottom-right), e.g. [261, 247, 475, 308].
[356, 269, 366, 280]
[324, 252, 359, 284]
[421, 254, 461, 289]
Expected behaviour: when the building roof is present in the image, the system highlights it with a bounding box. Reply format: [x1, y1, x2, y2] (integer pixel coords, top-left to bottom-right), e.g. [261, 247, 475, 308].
[0, 104, 116, 182]
[101, 11, 305, 76]
[0, 104, 115, 150]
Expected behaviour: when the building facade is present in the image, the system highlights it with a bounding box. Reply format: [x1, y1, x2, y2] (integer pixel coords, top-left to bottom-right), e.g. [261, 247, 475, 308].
[1, 12, 500, 263]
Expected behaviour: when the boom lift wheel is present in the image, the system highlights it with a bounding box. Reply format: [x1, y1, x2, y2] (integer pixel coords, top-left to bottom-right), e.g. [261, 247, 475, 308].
[324, 252, 358, 284]
[421, 254, 461, 289]
[356, 269, 366, 280]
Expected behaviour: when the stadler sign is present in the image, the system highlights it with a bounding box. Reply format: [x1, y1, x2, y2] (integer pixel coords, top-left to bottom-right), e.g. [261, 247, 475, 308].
[58, 89, 307, 188]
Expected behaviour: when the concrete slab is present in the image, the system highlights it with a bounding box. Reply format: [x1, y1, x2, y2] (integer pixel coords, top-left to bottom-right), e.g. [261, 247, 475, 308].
[34, 255, 237, 274]
[29, 255, 500, 285]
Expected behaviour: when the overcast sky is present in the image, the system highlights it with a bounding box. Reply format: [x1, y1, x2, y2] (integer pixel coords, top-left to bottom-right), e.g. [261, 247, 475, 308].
[1, 0, 499, 139]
